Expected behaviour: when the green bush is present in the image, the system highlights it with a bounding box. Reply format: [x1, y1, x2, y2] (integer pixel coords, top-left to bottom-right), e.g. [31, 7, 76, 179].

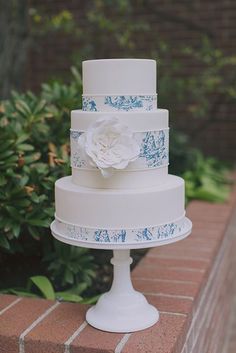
[0, 68, 97, 297]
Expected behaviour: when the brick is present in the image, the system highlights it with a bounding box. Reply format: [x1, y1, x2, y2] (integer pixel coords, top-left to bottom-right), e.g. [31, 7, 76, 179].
[149, 245, 215, 261]
[142, 255, 210, 271]
[186, 207, 231, 223]
[133, 278, 201, 298]
[24, 302, 88, 353]
[0, 295, 20, 313]
[122, 313, 188, 353]
[71, 324, 124, 353]
[189, 228, 223, 241]
[188, 221, 227, 233]
[146, 294, 193, 315]
[0, 297, 53, 353]
[178, 233, 220, 246]
[164, 240, 216, 253]
[132, 265, 206, 283]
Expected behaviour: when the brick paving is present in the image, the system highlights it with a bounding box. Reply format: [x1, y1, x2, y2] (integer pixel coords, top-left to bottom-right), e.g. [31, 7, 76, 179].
[223, 283, 236, 353]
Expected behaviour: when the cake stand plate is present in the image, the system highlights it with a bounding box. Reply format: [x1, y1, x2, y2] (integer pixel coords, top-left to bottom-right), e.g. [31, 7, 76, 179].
[51, 218, 192, 250]
[50, 218, 192, 332]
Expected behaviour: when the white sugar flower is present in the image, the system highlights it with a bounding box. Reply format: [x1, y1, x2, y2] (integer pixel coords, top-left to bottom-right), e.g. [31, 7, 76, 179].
[77, 116, 140, 177]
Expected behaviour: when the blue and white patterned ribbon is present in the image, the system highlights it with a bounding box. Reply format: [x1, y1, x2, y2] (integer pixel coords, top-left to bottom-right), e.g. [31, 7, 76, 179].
[82, 95, 157, 112]
[70, 128, 169, 170]
[54, 216, 190, 244]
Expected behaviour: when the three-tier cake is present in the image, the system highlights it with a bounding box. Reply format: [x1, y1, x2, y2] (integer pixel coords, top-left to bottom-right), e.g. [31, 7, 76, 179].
[51, 59, 192, 249]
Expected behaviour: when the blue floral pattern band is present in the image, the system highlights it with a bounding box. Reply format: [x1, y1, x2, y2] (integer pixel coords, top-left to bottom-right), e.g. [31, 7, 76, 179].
[53, 217, 190, 244]
[70, 128, 169, 170]
[82, 95, 157, 112]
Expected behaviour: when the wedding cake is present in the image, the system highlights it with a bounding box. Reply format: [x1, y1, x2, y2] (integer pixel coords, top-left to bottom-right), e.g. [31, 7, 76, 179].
[51, 59, 192, 249]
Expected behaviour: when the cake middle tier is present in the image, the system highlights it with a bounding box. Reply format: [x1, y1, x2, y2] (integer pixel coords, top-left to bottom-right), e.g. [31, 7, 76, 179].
[71, 109, 169, 189]
[55, 174, 185, 229]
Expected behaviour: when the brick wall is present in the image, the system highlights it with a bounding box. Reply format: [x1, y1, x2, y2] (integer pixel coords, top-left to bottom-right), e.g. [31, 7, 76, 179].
[26, 0, 236, 162]
[0, 182, 236, 353]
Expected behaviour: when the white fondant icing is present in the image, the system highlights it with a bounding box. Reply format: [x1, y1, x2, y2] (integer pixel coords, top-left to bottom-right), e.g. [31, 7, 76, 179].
[71, 166, 168, 189]
[82, 59, 156, 95]
[51, 57, 191, 249]
[55, 175, 185, 229]
[71, 109, 168, 132]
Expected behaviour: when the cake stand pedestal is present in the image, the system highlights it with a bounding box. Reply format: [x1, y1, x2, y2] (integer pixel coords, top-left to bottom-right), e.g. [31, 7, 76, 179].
[86, 249, 158, 332]
[51, 218, 191, 332]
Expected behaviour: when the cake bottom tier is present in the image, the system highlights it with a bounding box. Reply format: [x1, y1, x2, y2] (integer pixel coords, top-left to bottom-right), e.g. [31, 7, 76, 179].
[51, 175, 192, 248]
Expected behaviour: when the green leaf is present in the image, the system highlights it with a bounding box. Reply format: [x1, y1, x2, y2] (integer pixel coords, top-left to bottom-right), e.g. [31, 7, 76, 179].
[0, 139, 15, 153]
[2, 289, 38, 298]
[55, 292, 83, 303]
[64, 269, 74, 284]
[15, 134, 30, 145]
[0, 235, 10, 249]
[72, 282, 88, 295]
[13, 199, 31, 207]
[0, 150, 14, 160]
[24, 153, 41, 164]
[15, 100, 32, 117]
[193, 186, 229, 202]
[5, 206, 22, 221]
[0, 175, 7, 186]
[81, 294, 101, 305]
[28, 226, 40, 240]
[28, 276, 55, 300]
[33, 99, 47, 114]
[27, 219, 50, 227]
[12, 224, 21, 238]
[17, 144, 34, 152]
[18, 175, 29, 187]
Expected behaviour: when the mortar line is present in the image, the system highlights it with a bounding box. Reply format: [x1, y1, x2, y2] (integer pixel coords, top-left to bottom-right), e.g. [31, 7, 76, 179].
[143, 292, 194, 300]
[0, 297, 22, 316]
[19, 301, 60, 353]
[115, 333, 132, 353]
[64, 321, 87, 353]
[133, 277, 197, 284]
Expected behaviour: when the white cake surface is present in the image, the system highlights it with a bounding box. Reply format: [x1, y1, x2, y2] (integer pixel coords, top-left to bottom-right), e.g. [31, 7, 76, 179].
[72, 166, 168, 189]
[51, 58, 192, 247]
[71, 109, 169, 189]
[83, 59, 156, 95]
[71, 109, 168, 132]
[55, 175, 185, 229]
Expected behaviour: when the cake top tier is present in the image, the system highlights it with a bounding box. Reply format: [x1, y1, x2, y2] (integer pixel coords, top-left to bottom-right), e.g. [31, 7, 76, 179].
[82, 59, 156, 95]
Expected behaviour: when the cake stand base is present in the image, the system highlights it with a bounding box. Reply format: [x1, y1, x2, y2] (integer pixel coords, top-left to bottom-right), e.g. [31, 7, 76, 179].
[86, 249, 159, 333]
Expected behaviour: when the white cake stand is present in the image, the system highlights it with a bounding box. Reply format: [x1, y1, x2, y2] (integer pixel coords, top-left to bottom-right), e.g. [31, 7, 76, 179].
[51, 218, 191, 333]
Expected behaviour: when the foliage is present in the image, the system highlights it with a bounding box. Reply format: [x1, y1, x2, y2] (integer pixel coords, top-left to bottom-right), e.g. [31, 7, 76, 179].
[30, 1, 149, 62]
[183, 152, 230, 203]
[44, 241, 96, 290]
[169, 130, 230, 203]
[0, 68, 80, 251]
[0, 68, 97, 297]
[153, 39, 236, 132]
[28, 2, 236, 126]
[1, 275, 100, 304]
